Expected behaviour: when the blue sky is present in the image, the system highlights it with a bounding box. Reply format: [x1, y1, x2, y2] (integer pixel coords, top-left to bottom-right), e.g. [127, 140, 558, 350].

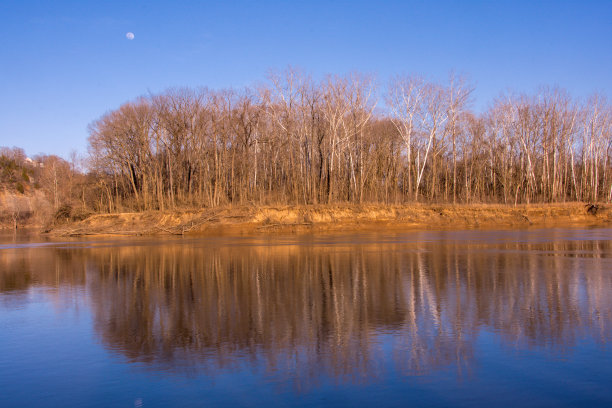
[1, 0, 611, 159]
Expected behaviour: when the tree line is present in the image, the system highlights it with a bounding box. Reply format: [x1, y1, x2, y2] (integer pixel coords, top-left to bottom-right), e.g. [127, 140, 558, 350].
[88, 69, 611, 211]
[3, 68, 611, 222]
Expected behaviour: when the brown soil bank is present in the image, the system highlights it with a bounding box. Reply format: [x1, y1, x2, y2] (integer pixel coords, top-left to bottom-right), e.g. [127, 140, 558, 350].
[46, 203, 612, 237]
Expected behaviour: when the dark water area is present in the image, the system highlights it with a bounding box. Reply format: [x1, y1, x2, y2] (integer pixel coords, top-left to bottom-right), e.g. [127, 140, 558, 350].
[1, 228, 611, 407]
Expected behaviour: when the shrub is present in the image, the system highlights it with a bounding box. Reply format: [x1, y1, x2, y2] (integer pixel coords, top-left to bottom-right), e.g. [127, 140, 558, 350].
[53, 204, 72, 222]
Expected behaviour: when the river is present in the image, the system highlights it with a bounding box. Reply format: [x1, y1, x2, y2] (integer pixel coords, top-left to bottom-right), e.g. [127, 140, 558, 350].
[1, 227, 611, 407]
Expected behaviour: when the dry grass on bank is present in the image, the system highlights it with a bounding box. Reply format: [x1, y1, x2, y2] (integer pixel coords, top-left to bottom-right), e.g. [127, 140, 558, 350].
[45, 202, 612, 237]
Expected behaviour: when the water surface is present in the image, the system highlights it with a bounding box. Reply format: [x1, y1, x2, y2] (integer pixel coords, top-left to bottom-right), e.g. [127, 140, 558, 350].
[1, 228, 611, 407]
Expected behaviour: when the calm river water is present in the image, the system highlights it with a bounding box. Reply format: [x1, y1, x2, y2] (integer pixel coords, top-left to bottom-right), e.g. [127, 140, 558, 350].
[1, 228, 611, 407]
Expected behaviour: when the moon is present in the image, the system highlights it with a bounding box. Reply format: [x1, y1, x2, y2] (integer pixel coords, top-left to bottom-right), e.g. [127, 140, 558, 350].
[126, 32, 135, 40]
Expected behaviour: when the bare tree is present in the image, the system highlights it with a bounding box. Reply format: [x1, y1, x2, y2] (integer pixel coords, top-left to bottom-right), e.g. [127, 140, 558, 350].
[77, 68, 611, 211]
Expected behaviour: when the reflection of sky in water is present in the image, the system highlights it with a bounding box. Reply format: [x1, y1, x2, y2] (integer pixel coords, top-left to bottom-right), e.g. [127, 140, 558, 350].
[1, 228, 612, 407]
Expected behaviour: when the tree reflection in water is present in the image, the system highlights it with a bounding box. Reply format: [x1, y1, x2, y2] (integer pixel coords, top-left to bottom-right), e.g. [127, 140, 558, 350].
[1, 233, 611, 389]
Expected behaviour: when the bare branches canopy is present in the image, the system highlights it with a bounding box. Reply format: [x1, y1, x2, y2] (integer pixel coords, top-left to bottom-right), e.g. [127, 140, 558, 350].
[85, 71, 612, 211]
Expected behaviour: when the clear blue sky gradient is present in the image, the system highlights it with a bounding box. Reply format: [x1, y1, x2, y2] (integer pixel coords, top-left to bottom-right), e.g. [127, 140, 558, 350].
[1, 0, 611, 159]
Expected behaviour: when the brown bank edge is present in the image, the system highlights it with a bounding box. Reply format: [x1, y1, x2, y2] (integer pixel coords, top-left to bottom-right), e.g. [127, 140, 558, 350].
[44, 202, 612, 237]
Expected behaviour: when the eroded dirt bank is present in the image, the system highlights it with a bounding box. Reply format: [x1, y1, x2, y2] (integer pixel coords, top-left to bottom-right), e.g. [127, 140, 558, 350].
[45, 203, 612, 236]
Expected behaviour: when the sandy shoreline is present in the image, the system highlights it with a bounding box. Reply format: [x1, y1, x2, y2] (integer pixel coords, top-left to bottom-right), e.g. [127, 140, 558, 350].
[35, 202, 611, 237]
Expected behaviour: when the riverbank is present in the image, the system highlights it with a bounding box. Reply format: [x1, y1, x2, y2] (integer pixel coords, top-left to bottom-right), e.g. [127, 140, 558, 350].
[43, 202, 611, 236]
